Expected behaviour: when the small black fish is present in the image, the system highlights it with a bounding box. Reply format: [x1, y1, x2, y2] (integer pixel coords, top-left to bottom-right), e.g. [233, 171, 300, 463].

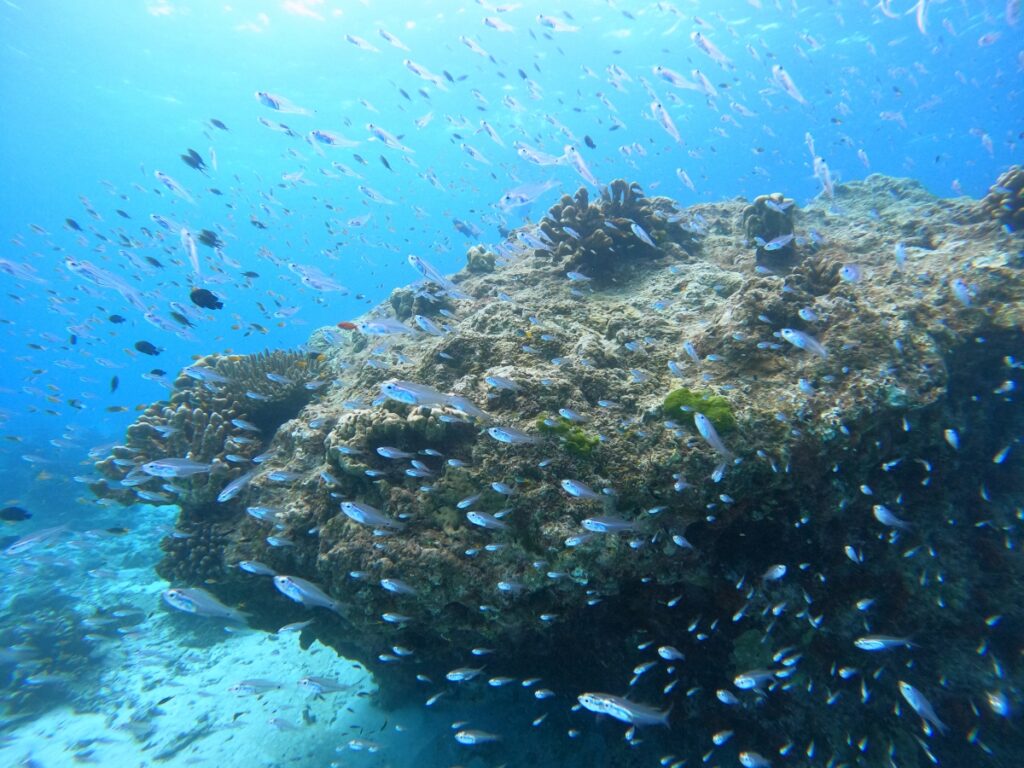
[116, 209, 131, 219]
[150, 369, 167, 376]
[157, 695, 173, 705]
[242, 271, 260, 278]
[65, 218, 83, 232]
[105, 527, 130, 535]
[190, 288, 224, 310]
[518, 68, 528, 79]
[135, 341, 162, 356]
[380, 155, 393, 172]
[210, 118, 229, 131]
[197, 229, 224, 248]
[0, 507, 31, 523]
[146, 256, 164, 268]
[109, 314, 126, 324]
[110, 376, 119, 393]
[69, 334, 77, 346]
[584, 135, 596, 149]
[180, 148, 208, 175]
[353, 154, 367, 166]
[443, 69, 454, 83]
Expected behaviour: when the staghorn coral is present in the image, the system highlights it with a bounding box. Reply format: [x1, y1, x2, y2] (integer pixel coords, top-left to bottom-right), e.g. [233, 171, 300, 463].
[742, 192, 799, 268]
[981, 165, 1024, 234]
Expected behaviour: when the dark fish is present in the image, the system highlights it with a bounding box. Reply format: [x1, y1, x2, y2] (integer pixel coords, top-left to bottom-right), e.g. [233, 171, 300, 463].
[190, 288, 224, 310]
[353, 154, 367, 166]
[242, 271, 259, 278]
[151, 369, 166, 376]
[170, 311, 194, 327]
[105, 527, 130, 535]
[116, 209, 131, 219]
[109, 314, 126, 324]
[584, 135, 596, 149]
[197, 229, 224, 248]
[69, 334, 77, 346]
[518, 69, 528, 79]
[0, 507, 31, 523]
[380, 155, 393, 172]
[157, 695, 174, 705]
[453, 218, 481, 238]
[65, 218, 83, 231]
[443, 69, 454, 83]
[145, 256, 164, 268]
[110, 376, 119, 393]
[135, 341, 162, 356]
[210, 118, 229, 130]
[180, 148, 208, 175]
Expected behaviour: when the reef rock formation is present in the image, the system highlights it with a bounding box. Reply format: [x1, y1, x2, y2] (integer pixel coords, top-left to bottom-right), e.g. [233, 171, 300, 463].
[101, 176, 1023, 765]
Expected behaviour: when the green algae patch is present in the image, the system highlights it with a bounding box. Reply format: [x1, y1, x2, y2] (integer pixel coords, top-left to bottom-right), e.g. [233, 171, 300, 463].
[662, 388, 736, 432]
[536, 415, 600, 457]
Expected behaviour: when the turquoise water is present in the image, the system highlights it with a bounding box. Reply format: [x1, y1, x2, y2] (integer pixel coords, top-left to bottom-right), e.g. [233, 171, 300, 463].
[0, 1, 1021, 766]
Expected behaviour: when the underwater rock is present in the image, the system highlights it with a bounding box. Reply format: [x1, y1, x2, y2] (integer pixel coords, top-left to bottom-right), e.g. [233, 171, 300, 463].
[104, 177, 1024, 762]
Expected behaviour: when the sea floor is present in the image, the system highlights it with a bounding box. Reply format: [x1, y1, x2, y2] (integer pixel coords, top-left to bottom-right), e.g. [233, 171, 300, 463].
[0, 503, 418, 768]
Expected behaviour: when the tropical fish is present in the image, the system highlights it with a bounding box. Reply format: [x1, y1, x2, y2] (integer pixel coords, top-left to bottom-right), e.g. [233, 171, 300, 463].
[577, 692, 670, 727]
[273, 575, 344, 613]
[254, 91, 312, 115]
[140, 457, 214, 478]
[154, 170, 195, 203]
[162, 587, 247, 623]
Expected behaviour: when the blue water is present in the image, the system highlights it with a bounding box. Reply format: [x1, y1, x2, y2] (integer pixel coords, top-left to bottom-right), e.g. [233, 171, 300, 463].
[0, 0, 1021, 765]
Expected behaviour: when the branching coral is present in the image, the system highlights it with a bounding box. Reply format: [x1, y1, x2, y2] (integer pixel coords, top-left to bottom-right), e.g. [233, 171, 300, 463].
[533, 180, 701, 282]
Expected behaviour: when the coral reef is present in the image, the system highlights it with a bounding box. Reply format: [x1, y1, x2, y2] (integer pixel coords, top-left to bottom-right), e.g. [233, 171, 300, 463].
[981, 164, 1024, 233]
[91, 349, 327, 522]
[534, 179, 701, 282]
[104, 175, 1024, 766]
[742, 191, 798, 267]
[465, 244, 496, 273]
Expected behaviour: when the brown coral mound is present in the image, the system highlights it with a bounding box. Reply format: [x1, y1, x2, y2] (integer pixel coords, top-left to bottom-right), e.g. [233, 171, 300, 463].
[92, 349, 327, 513]
[981, 165, 1024, 233]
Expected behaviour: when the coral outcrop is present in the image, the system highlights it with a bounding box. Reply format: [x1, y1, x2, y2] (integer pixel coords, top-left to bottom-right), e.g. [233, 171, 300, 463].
[981, 164, 1024, 233]
[92, 349, 327, 522]
[102, 176, 1024, 766]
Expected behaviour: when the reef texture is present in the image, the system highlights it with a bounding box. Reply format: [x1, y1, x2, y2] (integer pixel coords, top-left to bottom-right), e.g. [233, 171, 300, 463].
[981, 164, 1024, 233]
[742, 191, 799, 267]
[91, 349, 327, 521]
[104, 175, 1023, 766]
